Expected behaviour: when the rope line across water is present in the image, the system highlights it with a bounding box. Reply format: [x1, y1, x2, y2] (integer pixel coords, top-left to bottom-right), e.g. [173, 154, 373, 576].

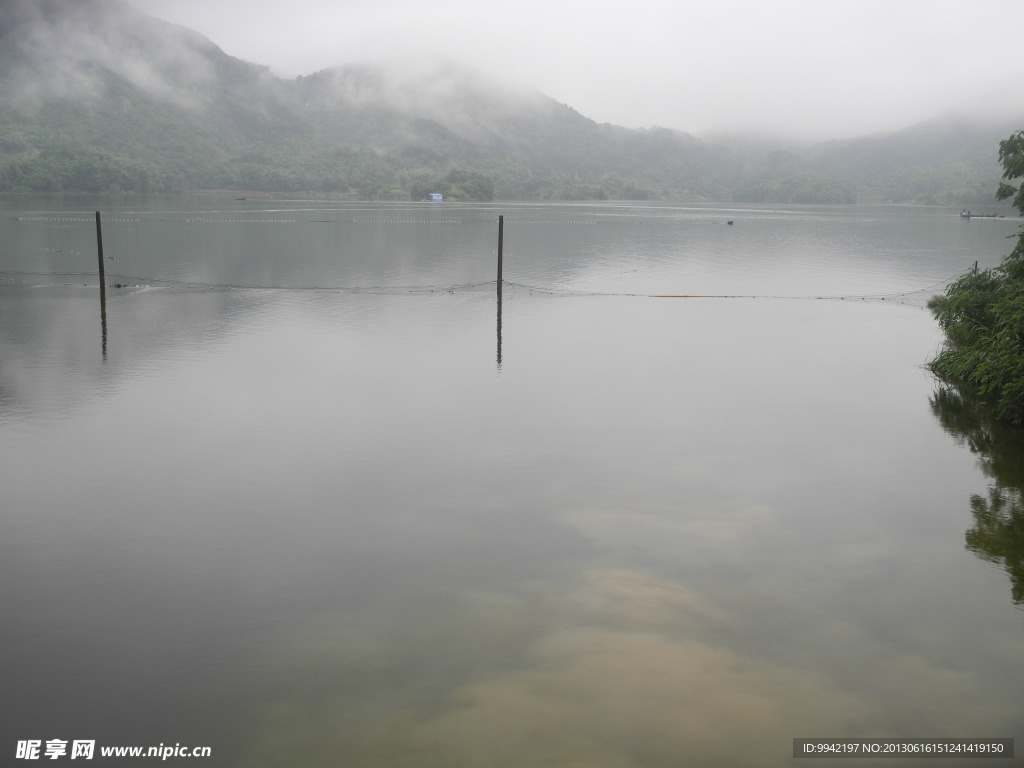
[0, 269, 962, 305]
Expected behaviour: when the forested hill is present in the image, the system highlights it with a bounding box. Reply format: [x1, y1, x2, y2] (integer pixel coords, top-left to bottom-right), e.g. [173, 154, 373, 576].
[0, 0, 1016, 203]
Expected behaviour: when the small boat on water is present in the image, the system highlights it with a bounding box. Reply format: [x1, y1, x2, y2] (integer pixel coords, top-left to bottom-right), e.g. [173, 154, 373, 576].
[960, 209, 1004, 219]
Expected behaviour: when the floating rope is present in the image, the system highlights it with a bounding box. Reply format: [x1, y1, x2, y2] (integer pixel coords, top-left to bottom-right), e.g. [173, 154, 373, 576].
[2, 213, 966, 303]
[15, 216, 140, 223]
[183, 218, 296, 224]
[12, 215, 734, 226]
[0, 269, 959, 305]
[351, 219, 463, 224]
[502, 217, 731, 225]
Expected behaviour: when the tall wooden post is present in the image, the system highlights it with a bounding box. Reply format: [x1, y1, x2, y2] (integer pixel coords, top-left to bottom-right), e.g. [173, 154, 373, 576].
[95, 211, 105, 284]
[96, 211, 108, 359]
[497, 215, 504, 297]
[496, 215, 503, 367]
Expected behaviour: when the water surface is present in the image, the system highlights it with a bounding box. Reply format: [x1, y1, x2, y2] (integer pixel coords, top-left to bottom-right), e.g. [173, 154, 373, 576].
[2, 197, 1022, 766]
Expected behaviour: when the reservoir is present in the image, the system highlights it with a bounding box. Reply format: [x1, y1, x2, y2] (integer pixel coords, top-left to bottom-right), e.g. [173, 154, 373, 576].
[1, 197, 1022, 766]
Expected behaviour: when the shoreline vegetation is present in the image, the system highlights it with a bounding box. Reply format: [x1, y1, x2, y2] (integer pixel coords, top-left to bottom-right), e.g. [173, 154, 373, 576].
[0, 189, 1014, 212]
[928, 130, 1024, 425]
[0, 139, 1006, 205]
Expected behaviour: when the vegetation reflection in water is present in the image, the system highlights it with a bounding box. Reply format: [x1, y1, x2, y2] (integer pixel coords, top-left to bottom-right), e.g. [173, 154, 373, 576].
[931, 385, 1024, 606]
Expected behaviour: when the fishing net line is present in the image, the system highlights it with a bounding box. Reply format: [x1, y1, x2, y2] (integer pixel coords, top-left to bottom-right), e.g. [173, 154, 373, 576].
[3, 212, 974, 305]
[0, 270, 960, 307]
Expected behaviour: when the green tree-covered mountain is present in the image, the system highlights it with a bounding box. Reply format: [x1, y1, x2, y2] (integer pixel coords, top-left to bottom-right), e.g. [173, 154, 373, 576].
[0, 0, 1016, 203]
[808, 117, 1022, 205]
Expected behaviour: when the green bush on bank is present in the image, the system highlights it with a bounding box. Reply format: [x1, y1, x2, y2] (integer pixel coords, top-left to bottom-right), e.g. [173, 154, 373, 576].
[929, 131, 1024, 424]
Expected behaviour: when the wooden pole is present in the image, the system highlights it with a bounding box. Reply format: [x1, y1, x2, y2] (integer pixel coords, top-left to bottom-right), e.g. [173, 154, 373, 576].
[497, 215, 503, 297]
[95, 211, 105, 284]
[96, 211, 108, 359]
[496, 215, 504, 367]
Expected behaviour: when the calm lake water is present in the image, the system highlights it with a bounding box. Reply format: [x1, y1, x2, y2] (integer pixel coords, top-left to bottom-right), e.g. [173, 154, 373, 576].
[2, 196, 1022, 766]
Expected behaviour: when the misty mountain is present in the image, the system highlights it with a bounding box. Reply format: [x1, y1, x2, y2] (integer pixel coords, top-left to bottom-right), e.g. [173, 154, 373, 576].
[0, 0, 1015, 203]
[807, 117, 1019, 204]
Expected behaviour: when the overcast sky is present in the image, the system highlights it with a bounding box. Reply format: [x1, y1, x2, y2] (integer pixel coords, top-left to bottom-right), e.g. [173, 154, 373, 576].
[126, 0, 1024, 140]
